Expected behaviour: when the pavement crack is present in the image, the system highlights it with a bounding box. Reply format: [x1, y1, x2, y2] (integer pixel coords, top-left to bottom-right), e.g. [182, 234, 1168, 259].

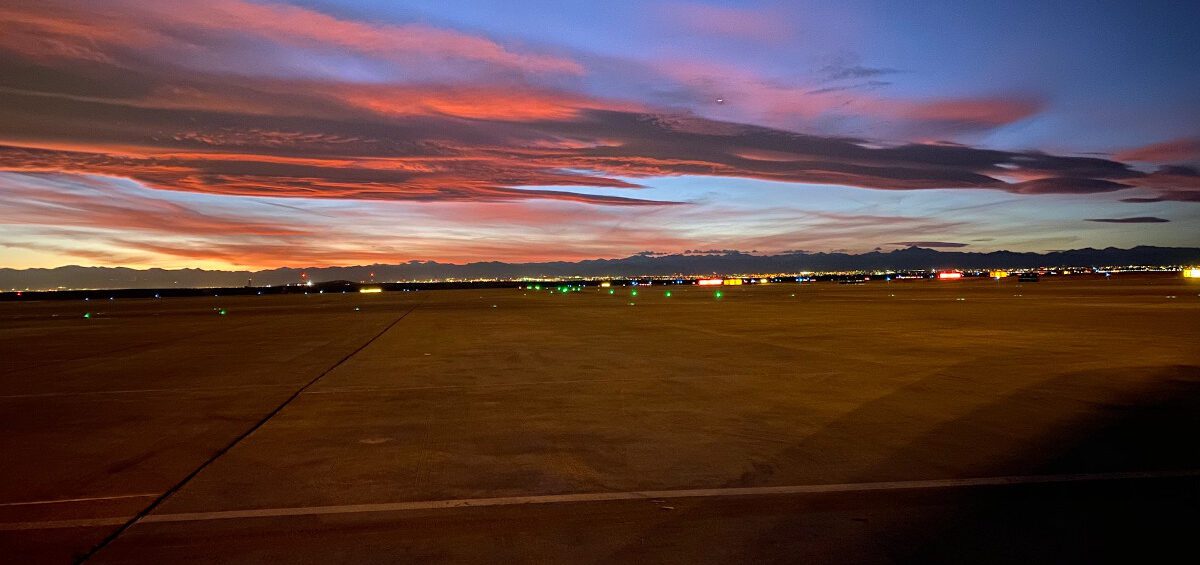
[74, 299, 424, 564]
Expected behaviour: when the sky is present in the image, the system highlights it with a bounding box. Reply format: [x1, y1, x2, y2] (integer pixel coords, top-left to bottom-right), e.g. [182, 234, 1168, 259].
[1, 0, 1198, 269]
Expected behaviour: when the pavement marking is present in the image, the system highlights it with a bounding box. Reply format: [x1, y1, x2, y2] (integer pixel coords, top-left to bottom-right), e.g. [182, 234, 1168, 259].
[136, 469, 1200, 523]
[7, 469, 1194, 531]
[77, 299, 426, 562]
[0, 494, 158, 507]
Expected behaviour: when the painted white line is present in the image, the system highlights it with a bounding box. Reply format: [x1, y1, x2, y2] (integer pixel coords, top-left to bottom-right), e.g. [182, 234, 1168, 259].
[5, 469, 1196, 531]
[0, 493, 158, 508]
[137, 469, 1200, 523]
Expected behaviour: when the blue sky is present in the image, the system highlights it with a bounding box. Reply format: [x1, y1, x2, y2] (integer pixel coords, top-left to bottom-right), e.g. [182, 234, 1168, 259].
[0, 0, 1197, 268]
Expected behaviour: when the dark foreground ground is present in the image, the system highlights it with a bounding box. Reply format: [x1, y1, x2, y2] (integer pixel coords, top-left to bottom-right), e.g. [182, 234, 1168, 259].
[1, 274, 1198, 564]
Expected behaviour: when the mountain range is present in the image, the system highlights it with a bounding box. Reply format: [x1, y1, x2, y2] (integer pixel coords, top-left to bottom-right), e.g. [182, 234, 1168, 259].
[3, 246, 1199, 290]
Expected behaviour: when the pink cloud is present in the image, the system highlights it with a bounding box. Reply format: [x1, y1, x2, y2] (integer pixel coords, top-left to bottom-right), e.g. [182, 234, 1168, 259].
[898, 97, 1043, 127]
[652, 60, 1043, 135]
[0, 173, 311, 236]
[0, 0, 1192, 217]
[0, 0, 581, 76]
[1115, 137, 1200, 163]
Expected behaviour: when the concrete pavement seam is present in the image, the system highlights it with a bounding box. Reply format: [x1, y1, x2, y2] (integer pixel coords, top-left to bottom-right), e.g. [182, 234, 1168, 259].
[74, 298, 424, 563]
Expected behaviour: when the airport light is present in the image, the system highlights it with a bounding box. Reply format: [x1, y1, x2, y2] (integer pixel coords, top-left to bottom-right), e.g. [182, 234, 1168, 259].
[1184, 268, 1200, 279]
[609, 289, 615, 295]
[359, 287, 383, 293]
[218, 309, 227, 315]
[698, 278, 723, 286]
[631, 290, 638, 297]
[714, 290, 723, 299]
[990, 270, 1009, 279]
[937, 272, 963, 280]
[83, 312, 91, 319]
[665, 291, 671, 297]
[600, 281, 612, 287]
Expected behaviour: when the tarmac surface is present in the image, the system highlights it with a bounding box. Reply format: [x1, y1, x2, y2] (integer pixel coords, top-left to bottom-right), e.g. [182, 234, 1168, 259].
[2, 274, 1198, 563]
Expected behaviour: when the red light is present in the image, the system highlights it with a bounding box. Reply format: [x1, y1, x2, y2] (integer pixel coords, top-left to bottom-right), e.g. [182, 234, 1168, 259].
[937, 272, 963, 280]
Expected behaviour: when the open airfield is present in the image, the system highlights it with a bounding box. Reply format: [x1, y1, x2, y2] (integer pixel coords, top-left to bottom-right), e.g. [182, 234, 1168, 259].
[2, 274, 1199, 564]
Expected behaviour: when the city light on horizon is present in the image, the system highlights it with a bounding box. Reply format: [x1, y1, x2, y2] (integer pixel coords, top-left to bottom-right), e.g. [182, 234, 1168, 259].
[3, 5, 1198, 562]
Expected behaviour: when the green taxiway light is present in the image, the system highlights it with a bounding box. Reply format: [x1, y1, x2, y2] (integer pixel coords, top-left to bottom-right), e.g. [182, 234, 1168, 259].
[665, 291, 672, 297]
[83, 312, 91, 319]
[631, 290, 638, 297]
[608, 289, 614, 295]
[218, 309, 227, 315]
[714, 291, 723, 299]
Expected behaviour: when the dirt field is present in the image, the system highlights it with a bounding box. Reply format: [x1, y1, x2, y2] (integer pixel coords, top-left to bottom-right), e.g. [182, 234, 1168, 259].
[2, 274, 1198, 563]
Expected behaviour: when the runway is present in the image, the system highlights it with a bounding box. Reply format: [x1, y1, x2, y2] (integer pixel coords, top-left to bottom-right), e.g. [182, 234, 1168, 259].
[2, 274, 1198, 563]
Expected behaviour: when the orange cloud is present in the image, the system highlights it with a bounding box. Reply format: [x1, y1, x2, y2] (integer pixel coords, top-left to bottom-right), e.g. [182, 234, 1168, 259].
[334, 85, 641, 122]
[1115, 137, 1200, 163]
[0, 0, 1192, 210]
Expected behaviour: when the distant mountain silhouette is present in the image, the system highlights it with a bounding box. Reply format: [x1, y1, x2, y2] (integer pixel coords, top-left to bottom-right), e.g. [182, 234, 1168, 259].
[3, 246, 1199, 290]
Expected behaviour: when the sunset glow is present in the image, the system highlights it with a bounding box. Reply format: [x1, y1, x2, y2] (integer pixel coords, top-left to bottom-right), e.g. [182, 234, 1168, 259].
[1, 1, 1197, 270]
